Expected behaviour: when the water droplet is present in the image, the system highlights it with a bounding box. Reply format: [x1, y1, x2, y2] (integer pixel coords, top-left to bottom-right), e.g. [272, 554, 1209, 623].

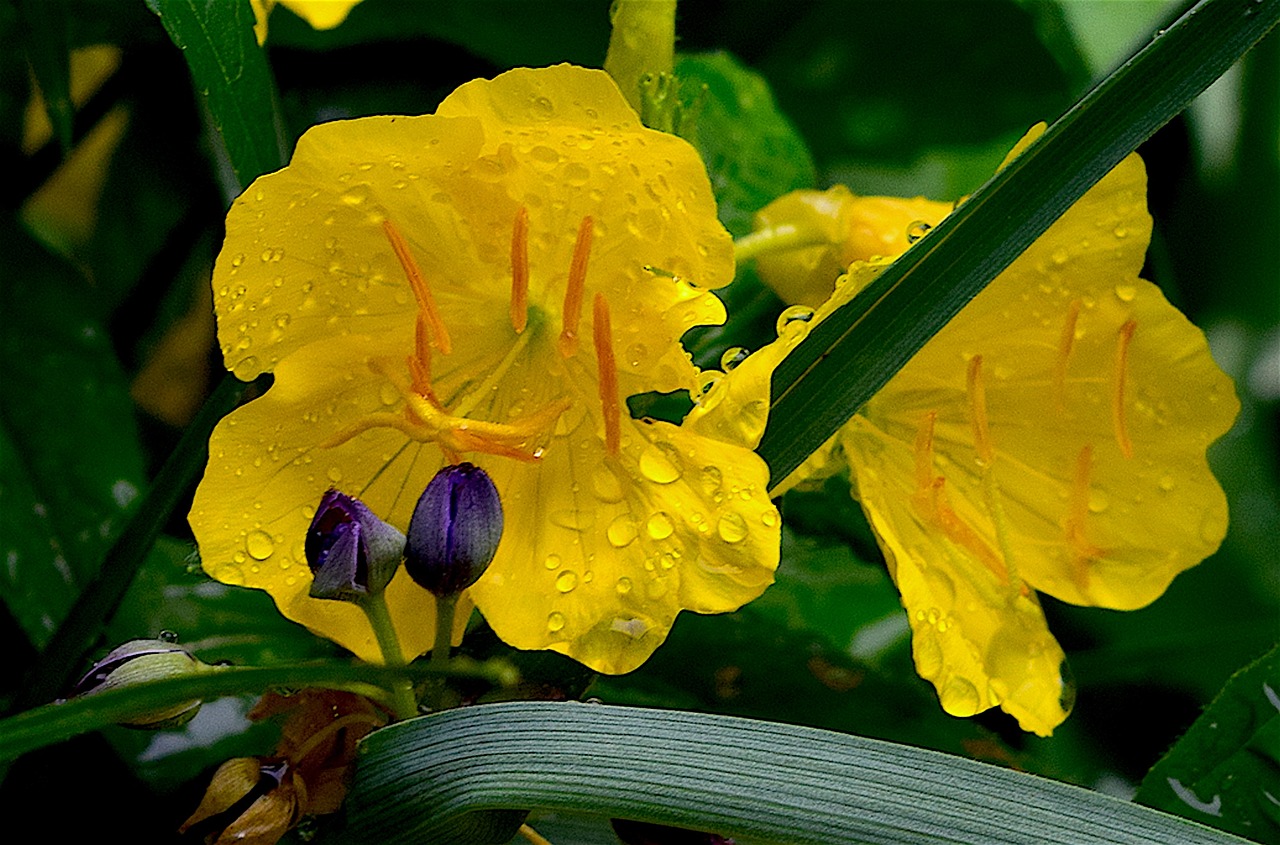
[646, 512, 674, 540]
[563, 162, 590, 185]
[639, 442, 682, 484]
[695, 372, 722, 401]
[547, 612, 566, 633]
[1114, 285, 1137, 302]
[232, 356, 261, 380]
[246, 530, 275, 560]
[543, 554, 562, 570]
[327, 466, 344, 483]
[606, 514, 638, 548]
[591, 466, 624, 503]
[274, 313, 291, 330]
[906, 220, 932, 243]
[1113, 226, 1129, 239]
[720, 347, 749, 371]
[941, 676, 982, 717]
[914, 630, 943, 680]
[1158, 476, 1176, 492]
[625, 343, 648, 368]
[716, 512, 749, 543]
[615, 576, 633, 595]
[1051, 248, 1069, 266]
[699, 465, 723, 497]
[775, 305, 815, 335]
[531, 96, 555, 117]
[1087, 490, 1109, 513]
[555, 571, 578, 593]
[761, 510, 778, 528]
[159, 629, 179, 643]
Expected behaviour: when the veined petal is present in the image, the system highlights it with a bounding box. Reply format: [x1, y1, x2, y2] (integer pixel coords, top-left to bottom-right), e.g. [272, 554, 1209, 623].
[841, 416, 1072, 737]
[470, 416, 779, 675]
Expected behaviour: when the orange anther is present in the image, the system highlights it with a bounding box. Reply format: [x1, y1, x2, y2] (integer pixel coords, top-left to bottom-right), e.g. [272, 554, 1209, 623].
[966, 355, 994, 465]
[407, 315, 443, 409]
[1053, 299, 1081, 411]
[510, 206, 529, 334]
[383, 219, 452, 355]
[558, 216, 593, 358]
[593, 293, 622, 457]
[1112, 319, 1137, 459]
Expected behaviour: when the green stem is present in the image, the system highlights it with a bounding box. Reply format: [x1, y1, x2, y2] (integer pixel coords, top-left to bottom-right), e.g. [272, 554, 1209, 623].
[426, 593, 458, 712]
[733, 224, 831, 264]
[360, 593, 418, 721]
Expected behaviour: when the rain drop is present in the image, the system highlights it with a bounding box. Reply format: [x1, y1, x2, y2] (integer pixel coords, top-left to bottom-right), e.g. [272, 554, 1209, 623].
[639, 442, 682, 484]
[1114, 285, 1137, 302]
[606, 514, 639, 548]
[615, 576, 633, 595]
[646, 512, 675, 540]
[716, 512, 749, 544]
[327, 466, 344, 483]
[761, 510, 778, 528]
[906, 220, 932, 243]
[543, 554, 562, 570]
[555, 571, 578, 593]
[719, 347, 749, 371]
[941, 676, 982, 717]
[246, 530, 275, 561]
[775, 305, 815, 335]
[547, 612, 566, 633]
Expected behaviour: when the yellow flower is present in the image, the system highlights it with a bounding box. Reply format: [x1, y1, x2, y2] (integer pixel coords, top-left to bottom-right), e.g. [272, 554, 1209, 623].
[251, 0, 363, 44]
[190, 65, 780, 674]
[722, 127, 1239, 735]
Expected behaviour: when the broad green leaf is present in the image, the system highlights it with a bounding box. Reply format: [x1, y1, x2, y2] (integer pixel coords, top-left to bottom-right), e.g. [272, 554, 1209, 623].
[675, 51, 817, 238]
[1135, 645, 1280, 843]
[757, 0, 1280, 484]
[347, 701, 1253, 845]
[146, 0, 285, 188]
[0, 215, 147, 649]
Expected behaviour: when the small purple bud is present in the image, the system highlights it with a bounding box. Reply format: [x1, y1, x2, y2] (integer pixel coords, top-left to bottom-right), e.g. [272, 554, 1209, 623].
[405, 463, 503, 597]
[305, 489, 405, 602]
[71, 638, 210, 729]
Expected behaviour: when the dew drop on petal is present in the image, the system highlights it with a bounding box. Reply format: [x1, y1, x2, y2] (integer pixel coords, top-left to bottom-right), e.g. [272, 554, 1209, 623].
[1114, 285, 1137, 302]
[775, 305, 815, 336]
[1087, 490, 1109, 513]
[615, 576, 633, 595]
[606, 514, 638, 548]
[547, 612, 566, 633]
[231, 356, 261, 381]
[327, 466, 344, 483]
[555, 571, 578, 593]
[906, 220, 932, 243]
[639, 443, 681, 484]
[914, 629, 943, 680]
[591, 466, 624, 503]
[941, 676, 982, 717]
[716, 512, 749, 544]
[646, 512, 674, 540]
[761, 510, 779, 528]
[720, 347, 749, 371]
[1158, 476, 1176, 492]
[245, 530, 275, 561]
[543, 553, 562, 570]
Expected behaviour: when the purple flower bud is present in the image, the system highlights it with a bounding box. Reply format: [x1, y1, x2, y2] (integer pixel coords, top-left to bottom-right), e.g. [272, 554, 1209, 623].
[305, 489, 405, 602]
[71, 638, 209, 729]
[405, 463, 503, 597]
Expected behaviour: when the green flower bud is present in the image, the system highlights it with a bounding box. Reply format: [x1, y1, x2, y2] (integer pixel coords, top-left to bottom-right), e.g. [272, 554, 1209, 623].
[71, 638, 211, 729]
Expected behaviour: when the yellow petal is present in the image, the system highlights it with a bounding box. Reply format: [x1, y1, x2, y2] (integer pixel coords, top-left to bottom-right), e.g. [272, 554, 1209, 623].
[841, 415, 1072, 736]
[469, 416, 779, 675]
[279, 0, 362, 30]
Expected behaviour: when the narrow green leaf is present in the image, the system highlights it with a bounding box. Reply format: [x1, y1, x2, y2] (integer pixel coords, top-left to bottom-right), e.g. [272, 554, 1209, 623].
[1136, 645, 1280, 842]
[0, 660, 511, 763]
[756, 0, 1280, 484]
[347, 701, 1252, 845]
[146, 0, 285, 187]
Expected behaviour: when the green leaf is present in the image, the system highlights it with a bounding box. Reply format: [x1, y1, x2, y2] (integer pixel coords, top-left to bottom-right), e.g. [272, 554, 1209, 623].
[1135, 645, 1280, 843]
[674, 51, 817, 238]
[347, 701, 1253, 845]
[757, 0, 1280, 485]
[0, 215, 147, 649]
[146, 0, 285, 187]
[16, 0, 73, 154]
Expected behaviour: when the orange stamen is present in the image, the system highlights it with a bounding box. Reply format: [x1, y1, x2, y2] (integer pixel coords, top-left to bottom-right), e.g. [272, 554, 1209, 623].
[1053, 299, 1081, 411]
[1065, 444, 1102, 592]
[930, 477, 1010, 584]
[406, 315, 443, 409]
[558, 216, 593, 358]
[593, 293, 621, 457]
[966, 355, 994, 465]
[510, 206, 529, 334]
[382, 219, 452, 355]
[1112, 319, 1137, 459]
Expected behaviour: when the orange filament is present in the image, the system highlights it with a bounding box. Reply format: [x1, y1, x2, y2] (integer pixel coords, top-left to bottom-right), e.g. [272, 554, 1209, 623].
[593, 293, 621, 457]
[383, 219, 452, 355]
[406, 315, 443, 410]
[1065, 444, 1103, 592]
[929, 477, 1010, 585]
[1112, 319, 1137, 458]
[558, 216, 593, 358]
[913, 410, 938, 496]
[1053, 299, 1081, 411]
[966, 355, 994, 465]
[510, 206, 529, 334]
